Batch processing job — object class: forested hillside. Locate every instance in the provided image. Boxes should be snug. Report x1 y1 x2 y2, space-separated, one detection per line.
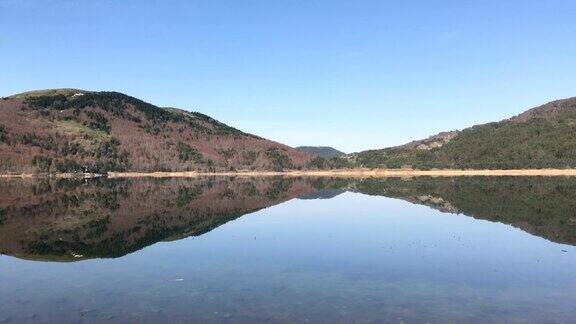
0 89 314 173
353 97 576 169
3 90 576 173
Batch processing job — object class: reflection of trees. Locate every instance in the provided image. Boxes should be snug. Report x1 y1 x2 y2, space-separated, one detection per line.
1 176 576 262
0 177 318 261
354 177 576 246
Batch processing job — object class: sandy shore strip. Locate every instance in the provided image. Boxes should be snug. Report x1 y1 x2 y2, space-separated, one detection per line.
106 169 576 178
0 172 106 179
4 169 576 179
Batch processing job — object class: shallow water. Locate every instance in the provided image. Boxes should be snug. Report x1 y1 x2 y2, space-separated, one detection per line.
0 177 575 323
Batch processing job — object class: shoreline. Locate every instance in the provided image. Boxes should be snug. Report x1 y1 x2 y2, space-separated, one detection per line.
4 168 576 179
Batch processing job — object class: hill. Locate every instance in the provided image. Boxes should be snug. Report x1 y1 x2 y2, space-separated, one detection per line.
296 146 345 159
353 97 576 169
0 89 314 173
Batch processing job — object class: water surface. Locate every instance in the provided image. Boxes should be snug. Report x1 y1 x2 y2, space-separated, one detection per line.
1 177 575 323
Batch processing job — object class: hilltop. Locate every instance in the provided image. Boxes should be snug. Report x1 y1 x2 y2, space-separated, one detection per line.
352 97 576 169
3 90 576 173
296 146 345 159
0 89 314 173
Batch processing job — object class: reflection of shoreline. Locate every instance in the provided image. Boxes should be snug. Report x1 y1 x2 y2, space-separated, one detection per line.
354 177 576 247
0 177 325 262
2 176 576 262
108 169 576 178
6 168 576 179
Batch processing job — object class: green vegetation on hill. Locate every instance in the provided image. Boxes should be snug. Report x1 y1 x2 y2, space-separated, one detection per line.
265 148 294 171
0 124 8 142
296 146 345 159
355 97 576 169
23 91 249 137
163 106 253 137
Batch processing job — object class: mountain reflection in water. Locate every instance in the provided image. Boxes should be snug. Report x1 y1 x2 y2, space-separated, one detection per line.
1 176 576 261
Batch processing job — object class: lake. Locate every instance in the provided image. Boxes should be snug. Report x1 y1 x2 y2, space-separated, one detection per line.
1 176 575 323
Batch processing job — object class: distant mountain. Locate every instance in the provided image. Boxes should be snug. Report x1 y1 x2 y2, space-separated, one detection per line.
353 97 576 169
296 146 345 159
0 89 314 173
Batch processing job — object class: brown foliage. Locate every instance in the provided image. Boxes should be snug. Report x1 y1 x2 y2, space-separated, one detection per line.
0 97 313 173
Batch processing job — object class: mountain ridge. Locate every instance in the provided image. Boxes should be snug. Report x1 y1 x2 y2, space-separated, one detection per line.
3 89 576 172
352 96 576 169
0 89 315 173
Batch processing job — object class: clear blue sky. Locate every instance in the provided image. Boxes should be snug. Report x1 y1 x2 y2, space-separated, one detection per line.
1 1 575 152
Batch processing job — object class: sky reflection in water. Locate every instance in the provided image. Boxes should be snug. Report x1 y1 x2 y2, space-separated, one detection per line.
0 177 575 323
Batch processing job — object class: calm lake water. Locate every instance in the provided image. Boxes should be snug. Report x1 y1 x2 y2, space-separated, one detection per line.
1 176 576 323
